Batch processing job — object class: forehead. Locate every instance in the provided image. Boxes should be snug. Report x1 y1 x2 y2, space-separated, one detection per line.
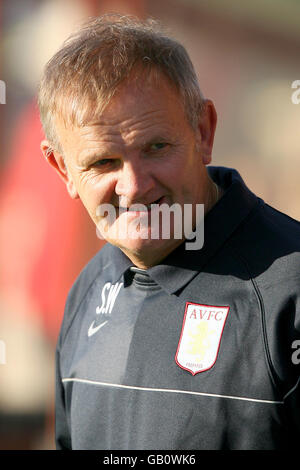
105 71 182 115
55 72 191 154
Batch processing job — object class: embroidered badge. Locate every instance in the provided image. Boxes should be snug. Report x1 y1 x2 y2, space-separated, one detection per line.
175 302 230 375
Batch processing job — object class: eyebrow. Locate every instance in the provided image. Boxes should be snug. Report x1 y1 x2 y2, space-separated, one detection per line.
77 134 172 167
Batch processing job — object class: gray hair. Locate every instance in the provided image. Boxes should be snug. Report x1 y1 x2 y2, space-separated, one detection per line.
37 14 205 152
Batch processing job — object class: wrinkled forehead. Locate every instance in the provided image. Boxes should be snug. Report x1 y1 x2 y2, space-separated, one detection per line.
54 68 188 145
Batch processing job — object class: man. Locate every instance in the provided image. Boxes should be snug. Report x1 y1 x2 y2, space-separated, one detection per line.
38 15 300 450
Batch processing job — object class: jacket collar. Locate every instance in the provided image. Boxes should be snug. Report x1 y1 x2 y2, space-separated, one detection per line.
106 166 260 294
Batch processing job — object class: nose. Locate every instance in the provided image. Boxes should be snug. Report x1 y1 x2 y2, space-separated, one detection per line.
115 159 155 206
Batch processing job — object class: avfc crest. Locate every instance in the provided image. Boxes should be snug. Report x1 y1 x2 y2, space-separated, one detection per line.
175 302 229 375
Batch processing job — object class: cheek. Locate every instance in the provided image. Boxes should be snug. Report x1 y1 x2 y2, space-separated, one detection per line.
154 148 186 178
77 172 117 210
160 150 196 185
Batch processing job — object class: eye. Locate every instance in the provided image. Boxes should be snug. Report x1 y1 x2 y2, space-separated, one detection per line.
93 158 115 168
148 142 168 152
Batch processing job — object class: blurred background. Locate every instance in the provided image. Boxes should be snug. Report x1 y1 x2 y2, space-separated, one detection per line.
0 0 299 450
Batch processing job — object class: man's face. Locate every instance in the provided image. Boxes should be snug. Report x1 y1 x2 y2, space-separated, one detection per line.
44 72 216 267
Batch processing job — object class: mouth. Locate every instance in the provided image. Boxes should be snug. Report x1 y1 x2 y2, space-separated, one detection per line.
119 196 165 213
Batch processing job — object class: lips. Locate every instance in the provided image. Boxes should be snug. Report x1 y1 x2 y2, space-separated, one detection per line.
119 196 165 212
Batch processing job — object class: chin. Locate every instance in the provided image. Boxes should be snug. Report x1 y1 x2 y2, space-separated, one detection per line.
112 235 184 267
112 236 161 253
98 219 184 264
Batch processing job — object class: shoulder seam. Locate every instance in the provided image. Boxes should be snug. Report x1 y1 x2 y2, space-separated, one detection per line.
283 375 300 401
228 247 283 397
256 274 300 290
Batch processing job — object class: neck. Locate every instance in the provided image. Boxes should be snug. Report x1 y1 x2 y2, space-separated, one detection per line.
119 237 185 269
205 178 220 214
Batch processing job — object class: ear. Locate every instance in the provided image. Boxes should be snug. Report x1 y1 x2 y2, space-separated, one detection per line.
196 99 217 165
40 140 79 199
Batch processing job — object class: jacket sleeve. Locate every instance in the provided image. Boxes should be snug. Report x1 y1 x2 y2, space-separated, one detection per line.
267 278 300 446
282 329 300 446
257 272 300 447
283 376 300 446
281 289 300 445
55 346 72 450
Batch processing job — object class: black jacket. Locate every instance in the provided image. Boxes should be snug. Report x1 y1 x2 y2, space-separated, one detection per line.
55 166 300 449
